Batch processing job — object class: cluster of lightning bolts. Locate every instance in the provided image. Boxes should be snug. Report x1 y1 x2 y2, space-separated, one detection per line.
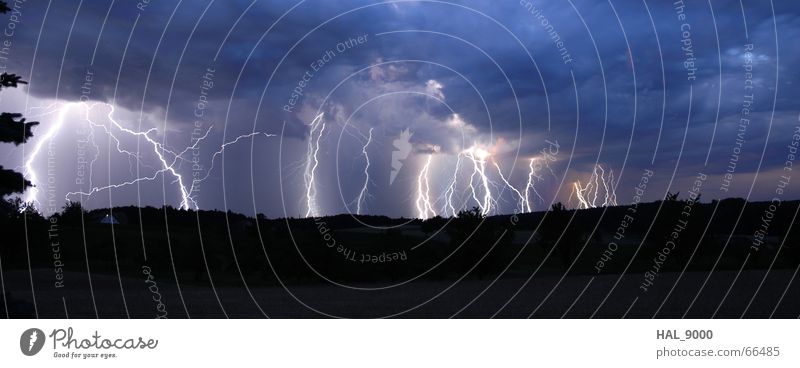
297 113 616 219
413 146 556 220
572 164 618 209
22 101 273 211
299 116 552 219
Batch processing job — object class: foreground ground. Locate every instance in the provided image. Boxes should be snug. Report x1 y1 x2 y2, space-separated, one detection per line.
2 268 798 318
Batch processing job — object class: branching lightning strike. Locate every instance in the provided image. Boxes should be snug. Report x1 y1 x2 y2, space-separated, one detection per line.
493 160 526 214
415 154 436 219
463 146 493 215
355 127 373 215
442 152 463 217
184 131 276 209
23 101 271 211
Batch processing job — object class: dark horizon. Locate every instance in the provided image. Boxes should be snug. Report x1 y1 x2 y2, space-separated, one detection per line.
2 195 798 318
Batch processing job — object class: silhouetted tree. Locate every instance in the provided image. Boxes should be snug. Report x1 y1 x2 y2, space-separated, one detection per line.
0 168 31 198
0 112 38 145
448 207 486 246
665 191 680 201
0 18 38 206
457 206 484 220
57 201 86 224
0 73 27 88
442 207 503 278
539 202 577 268
1 197 41 221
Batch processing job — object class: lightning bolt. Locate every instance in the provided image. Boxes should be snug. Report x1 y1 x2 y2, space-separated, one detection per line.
466 156 481 212
442 152 463 217
20 100 272 211
415 154 436 219
64 113 212 209
184 131 276 209
573 167 598 210
104 104 196 209
463 146 493 215
304 113 325 217
591 164 601 207
355 127 373 215
493 160 526 214
598 165 610 207
523 158 545 213
573 180 591 209
23 102 77 206
24 101 101 196
604 167 618 206
60 102 212 210
85 113 100 191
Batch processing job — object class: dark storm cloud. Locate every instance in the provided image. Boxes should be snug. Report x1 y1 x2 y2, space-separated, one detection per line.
2 0 799 215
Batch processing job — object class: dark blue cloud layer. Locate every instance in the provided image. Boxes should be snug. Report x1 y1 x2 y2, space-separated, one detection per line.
1 0 798 216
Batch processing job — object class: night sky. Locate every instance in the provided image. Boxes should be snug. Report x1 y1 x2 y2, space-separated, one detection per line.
0 0 798 218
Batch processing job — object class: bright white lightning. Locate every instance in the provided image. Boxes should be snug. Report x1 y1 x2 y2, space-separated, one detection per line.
442 152 463 217
492 160 526 214
85 115 100 190
61 102 212 210
597 165 609 206
572 164 617 209
17 101 271 211
106 104 195 209
523 158 545 213
463 146 493 215
304 113 325 218
466 157 481 212
24 102 101 193
591 165 601 207
355 127 373 215
604 168 618 206
573 180 592 209
574 166 598 210
65 116 213 209
415 154 436 219
23 103 76 206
